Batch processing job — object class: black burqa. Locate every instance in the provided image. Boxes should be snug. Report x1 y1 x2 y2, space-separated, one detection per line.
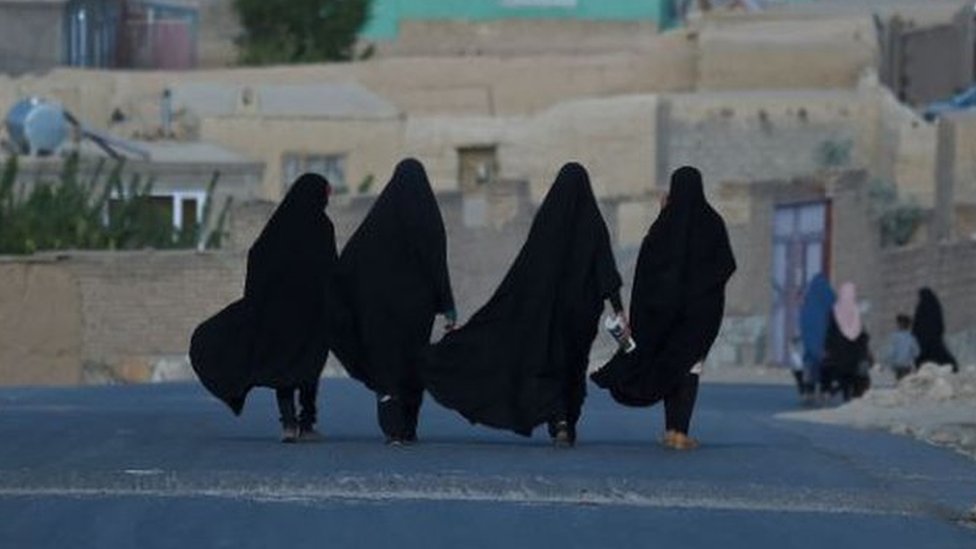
823 317 871 400
422 163 623 437
189 174 336 414
913 287 958 371
591 166 736 406
330 159 455 399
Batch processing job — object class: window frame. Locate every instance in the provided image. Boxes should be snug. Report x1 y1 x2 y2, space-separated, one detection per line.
281 152 348 194
105 189 207 230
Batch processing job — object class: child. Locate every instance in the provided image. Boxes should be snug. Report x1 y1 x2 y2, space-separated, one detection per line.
788 336 810 401
885 314 920 381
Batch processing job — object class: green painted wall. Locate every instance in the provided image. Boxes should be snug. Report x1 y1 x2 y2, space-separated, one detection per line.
362 0 672 40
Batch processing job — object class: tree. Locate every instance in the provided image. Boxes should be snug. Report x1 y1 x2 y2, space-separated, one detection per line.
234 0 372 65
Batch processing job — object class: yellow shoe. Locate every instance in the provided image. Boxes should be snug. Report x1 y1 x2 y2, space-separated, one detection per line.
661 430 679 448
670 432 699 451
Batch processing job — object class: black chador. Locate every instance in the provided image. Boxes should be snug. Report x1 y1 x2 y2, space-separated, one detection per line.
330 159 456 444
423 163 623 445
591 166 735 447
913 287 958 372
190 174 337 441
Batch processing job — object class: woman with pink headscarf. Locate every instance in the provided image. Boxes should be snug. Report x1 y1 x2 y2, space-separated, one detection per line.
822 282 873 401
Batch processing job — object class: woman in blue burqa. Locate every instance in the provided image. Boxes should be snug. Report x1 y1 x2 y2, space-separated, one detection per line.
800 274 836 400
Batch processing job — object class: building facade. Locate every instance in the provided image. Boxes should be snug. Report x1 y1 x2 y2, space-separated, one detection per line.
361 0 672 40
0 0 198 75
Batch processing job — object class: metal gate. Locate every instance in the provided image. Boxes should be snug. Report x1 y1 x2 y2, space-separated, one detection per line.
64 0 197 69
878 6 975 106
770 200 830 366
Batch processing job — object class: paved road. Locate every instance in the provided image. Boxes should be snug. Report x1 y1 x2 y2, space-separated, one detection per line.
0 379 974 548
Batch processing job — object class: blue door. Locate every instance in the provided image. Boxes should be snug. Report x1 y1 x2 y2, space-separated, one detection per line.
770 201 830 366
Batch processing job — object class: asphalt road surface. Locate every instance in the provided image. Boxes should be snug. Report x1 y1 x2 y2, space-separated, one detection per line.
1 379 974 548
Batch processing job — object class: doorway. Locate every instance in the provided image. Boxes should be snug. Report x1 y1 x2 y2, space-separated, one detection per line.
770 200 831 366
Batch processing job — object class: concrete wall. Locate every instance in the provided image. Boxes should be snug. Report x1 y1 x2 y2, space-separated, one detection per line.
867 78 931 199
875 242 976 365
193 94 662 201
182 78 945 210
200 116 404 199
0 49 694 139
195 0 240 68
505 95 661 200
661 90 875 187
68 251 246 372
0 258 82 385
6 82 913 211
891 116 939 207
658 79 947 211
943 112 976 207
4 11 888 130
694 16 877 91
7 76 931 216
0 1 64 75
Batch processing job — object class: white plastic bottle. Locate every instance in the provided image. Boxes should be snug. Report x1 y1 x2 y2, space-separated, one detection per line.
604 313 637 354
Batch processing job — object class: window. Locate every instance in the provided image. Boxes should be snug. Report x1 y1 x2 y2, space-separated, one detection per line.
282 153 347 194
106 191 206 230
457 145 499 191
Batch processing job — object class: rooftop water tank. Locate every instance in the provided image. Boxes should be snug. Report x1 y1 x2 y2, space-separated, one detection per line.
4 97 68 156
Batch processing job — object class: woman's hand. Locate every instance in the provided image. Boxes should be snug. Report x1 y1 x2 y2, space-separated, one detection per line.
443 309 458 332
618 313 632 338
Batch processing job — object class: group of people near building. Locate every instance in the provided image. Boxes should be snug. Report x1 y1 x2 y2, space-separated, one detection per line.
791 275 959 404
189 160 736 450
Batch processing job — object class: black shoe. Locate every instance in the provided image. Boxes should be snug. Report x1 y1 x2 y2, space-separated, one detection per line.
298 425 323 442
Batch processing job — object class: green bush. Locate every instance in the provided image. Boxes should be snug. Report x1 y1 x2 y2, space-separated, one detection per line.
816 138 853 169
0 154 231 255
867 179 925 248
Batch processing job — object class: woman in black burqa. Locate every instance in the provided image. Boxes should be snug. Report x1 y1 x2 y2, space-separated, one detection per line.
912 287 958 372
330 159 456 445
591 166 736 450
189 174 336 443
822 282 872 401
422 163 624 447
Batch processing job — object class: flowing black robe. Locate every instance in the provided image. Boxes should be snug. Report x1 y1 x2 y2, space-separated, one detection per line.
823 317 871 378
330 159 455 398
913 287 958 370
591 166 736 406
189 174 336 414
422 163 623 436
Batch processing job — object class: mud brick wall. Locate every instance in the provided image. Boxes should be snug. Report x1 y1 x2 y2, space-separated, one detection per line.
876 242 976 365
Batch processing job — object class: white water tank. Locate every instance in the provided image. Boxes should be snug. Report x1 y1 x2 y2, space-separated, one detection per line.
4 97 68 156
